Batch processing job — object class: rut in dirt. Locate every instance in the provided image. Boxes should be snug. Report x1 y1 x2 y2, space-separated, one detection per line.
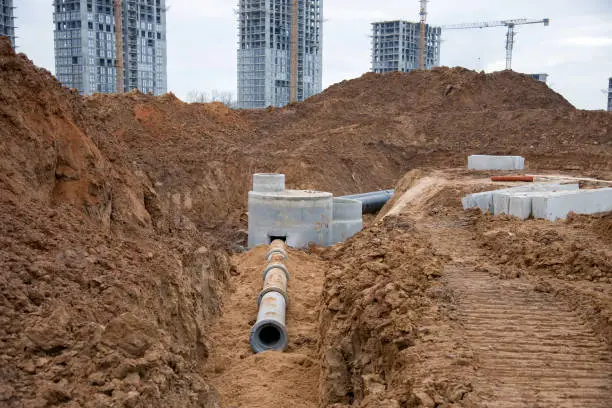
426 218 612 407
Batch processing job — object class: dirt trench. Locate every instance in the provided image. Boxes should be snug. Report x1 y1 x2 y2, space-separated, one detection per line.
202 246 326 408
201 174 612 407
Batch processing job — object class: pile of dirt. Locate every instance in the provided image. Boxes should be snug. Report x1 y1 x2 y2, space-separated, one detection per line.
0 37 232 407
317 216 443 407
246 68 612 178
474 215 612 283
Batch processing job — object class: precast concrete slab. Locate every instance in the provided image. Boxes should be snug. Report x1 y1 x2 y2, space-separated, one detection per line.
493 184 579 215
531 188 612 221
462 183 578 214
508 194 534 220
330 198 363 244
468 155 525 171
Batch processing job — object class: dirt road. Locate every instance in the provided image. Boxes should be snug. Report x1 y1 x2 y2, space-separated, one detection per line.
397 177 612 406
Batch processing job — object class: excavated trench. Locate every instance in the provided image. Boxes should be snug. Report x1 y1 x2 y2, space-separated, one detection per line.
202 246 325 408
201 174 612 408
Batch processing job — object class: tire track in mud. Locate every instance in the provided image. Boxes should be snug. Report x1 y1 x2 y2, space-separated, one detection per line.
420 215 612 407
446 262 612 407
391 177 612 407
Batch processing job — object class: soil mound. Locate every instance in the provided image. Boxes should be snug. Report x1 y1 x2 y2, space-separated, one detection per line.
308 68 574 112
0 36 232 407
318 216 443 407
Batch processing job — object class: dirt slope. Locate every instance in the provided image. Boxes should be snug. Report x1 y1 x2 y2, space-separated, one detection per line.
0 37 231 407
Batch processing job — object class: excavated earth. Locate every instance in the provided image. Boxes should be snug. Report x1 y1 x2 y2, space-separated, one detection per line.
1 35 611 407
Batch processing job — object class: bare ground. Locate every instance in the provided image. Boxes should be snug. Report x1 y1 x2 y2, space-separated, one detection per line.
209 174 612 407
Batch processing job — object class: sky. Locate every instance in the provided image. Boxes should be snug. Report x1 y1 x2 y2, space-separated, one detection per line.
15 0 612 110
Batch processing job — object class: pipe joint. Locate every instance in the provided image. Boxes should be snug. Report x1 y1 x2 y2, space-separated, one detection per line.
263 263 290 281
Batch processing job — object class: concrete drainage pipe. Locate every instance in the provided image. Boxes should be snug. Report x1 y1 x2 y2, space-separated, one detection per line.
341 189 395 214
250 240 290 353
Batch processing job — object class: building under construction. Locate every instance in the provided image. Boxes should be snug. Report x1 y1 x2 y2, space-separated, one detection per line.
371 20 441 73
529 73 548 84
0 0 16 48
608 78 612 112
237 0 323 109
53 0 167 95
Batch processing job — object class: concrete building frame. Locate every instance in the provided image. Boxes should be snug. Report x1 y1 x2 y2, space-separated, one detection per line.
0 0 16 48
237 0 323 109
371 20 441 73
53 0 167 95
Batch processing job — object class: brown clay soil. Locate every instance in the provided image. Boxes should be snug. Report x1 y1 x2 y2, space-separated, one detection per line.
1 34 612 407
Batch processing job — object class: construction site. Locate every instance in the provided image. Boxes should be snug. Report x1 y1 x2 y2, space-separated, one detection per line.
1 0 612 407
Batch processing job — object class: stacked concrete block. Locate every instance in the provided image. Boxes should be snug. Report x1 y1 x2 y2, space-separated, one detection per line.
468 155 525 171
493 184 579 215
531 188 612 221
462 183 577 214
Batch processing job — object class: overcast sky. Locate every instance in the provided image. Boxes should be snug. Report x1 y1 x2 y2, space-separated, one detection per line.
16 0 612 110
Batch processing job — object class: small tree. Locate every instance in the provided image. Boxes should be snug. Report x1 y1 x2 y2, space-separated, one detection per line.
186 89 237 108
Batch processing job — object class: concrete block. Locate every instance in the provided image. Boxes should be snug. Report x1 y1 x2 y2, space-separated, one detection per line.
531 188 612 221
492 184 579 215
468 155 525 171
508 194 534 220
462 183 578 214
253 173 285 192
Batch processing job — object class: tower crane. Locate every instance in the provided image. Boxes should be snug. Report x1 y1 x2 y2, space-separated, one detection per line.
441 18 550 70
419 0 428 70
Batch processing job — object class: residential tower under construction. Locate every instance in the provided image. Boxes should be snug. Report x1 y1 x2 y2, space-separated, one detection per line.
371 20 441 73
237 0 323 109
0 0 16 48
53 0 167 95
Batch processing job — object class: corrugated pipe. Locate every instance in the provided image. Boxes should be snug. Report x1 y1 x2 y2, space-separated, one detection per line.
250 240 290 353
341 189 395 214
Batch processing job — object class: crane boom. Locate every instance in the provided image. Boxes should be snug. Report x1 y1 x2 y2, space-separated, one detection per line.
440 18 550 70
442 18 549 30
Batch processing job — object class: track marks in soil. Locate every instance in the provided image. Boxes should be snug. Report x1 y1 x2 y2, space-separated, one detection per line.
447 264 612 407
397 177 612 407
203 247 324 408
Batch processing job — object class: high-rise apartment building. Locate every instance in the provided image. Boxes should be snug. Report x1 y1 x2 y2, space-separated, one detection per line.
529 73 548 84
371 20 441 73
608 78 611 112
237 0 323 109
53 0 167 95
0 0 16 48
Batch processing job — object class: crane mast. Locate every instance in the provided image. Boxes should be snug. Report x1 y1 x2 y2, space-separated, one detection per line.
114 0 124 93
441 18 550 70
419 0 428 70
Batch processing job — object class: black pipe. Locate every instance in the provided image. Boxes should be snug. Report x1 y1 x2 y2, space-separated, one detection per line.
340 189 395 214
